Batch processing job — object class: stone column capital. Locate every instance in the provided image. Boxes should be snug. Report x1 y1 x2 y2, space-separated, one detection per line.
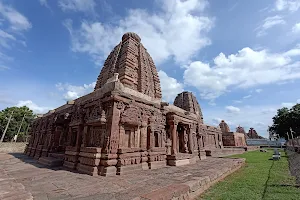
168 119 178 126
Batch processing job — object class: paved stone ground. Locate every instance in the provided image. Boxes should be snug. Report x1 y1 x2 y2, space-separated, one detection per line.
0 153 244 200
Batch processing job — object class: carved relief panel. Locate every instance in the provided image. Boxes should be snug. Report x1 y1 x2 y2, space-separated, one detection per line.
87 126 106 148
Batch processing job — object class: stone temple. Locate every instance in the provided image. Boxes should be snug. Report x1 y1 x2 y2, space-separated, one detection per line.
219 120 246 147
24 32 223 176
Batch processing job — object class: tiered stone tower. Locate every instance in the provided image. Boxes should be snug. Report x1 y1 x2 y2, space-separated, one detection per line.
95 32 162 99
219 120 230 133
173 91 203 123
236 125 246 134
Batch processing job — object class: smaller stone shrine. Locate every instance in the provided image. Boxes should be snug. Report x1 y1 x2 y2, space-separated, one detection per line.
219 121 247 147
247 128 263 139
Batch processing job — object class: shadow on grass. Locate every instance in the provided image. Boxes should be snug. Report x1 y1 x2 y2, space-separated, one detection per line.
268 184 300 188
262 160 275 199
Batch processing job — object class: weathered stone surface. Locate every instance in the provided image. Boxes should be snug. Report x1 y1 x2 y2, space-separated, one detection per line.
0 153 245 200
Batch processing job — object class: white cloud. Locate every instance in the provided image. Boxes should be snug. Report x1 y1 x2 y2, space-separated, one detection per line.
212 118 233 127
255 89 263 93
158 70 184 103
212 117 222 124
225 106 240 113
261 108 276 114
256 15 285 37
59 0 96 14
243 95 251 99
0 2 30 71
56 82 96 101
0 1 32 31
204 104 281 138
40 0 52 11
233 100 242 104
281 102 294 108
292 23 300 33
40 0 48 7
64 0 213 65
16 100 52 114
275 0 300 12
0 29 16 48
0 65 9 70
183 46 300 99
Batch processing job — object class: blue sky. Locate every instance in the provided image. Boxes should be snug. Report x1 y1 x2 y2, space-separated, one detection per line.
1 0 300 138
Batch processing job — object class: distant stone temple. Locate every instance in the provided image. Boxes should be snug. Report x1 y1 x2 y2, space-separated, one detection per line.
236 125 246 134
219 121 246 147
247 128 263 139
219 120 230 133
24 32 223 176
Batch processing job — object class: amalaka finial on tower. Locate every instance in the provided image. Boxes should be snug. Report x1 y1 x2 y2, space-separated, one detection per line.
122 32 141 43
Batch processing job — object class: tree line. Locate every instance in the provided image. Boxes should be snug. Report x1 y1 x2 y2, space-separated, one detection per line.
0 106 35 142
268 103 300 140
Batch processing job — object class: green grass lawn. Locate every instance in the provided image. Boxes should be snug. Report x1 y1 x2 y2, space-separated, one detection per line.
200 149 300 200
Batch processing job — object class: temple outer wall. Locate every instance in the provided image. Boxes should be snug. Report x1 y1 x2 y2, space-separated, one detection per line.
222 132 247 147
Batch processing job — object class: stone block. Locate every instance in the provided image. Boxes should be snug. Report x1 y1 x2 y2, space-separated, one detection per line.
98 165 117 176
148 160 166 169
167 159 190 166
116 163 143 175
63 160 77 170
79 152 101 159
80 147 102 153
77 163 98 176
78 157 100 166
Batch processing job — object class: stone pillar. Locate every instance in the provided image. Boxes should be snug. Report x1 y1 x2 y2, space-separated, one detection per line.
140 126 147 149
75 124 83 148
107 102 120 154
82 125 89 147
215 132 218 148
99 101 120 176
183 127 188 153
171 121 177 155
188 126 193 153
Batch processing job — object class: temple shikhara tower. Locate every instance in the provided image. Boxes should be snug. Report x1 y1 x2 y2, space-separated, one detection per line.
24 32 223 176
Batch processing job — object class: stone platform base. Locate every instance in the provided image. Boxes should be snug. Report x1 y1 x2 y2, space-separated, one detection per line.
167 154 198 166
1 153 245 200
117 163 148 175
38 156 63 167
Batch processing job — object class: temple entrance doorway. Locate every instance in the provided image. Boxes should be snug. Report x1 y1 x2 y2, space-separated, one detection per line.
177 124 186 153
147 127 151 150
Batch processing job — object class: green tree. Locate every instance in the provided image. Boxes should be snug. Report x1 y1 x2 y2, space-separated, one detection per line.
269 104 300 139
0 106 36 142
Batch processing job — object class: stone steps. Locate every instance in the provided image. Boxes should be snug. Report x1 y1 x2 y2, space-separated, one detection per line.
38 156 63 167
48 152 65 160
